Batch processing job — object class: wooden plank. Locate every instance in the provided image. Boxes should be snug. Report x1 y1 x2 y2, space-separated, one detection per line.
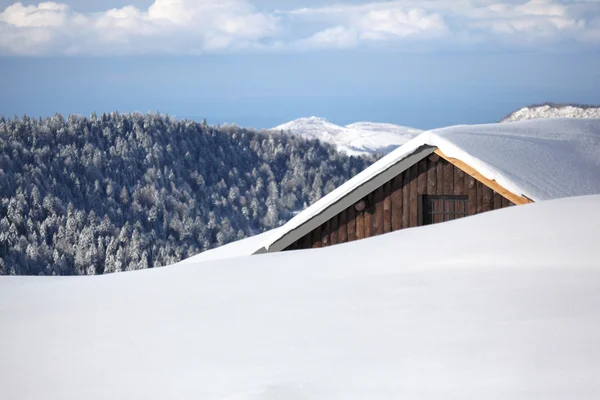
442 198 450 222
442 163 453 220
409 164 419 227
428 153 440 163
321 220 331 247
443 158 454 194
436 157 444 195
427 157 437 195
454 166 465 195
311 226 321 248
364 193 373 238
493 192 502 210
417 159 426 227
391 176 403 231
482 185 493 212
356 206 365 240
434 149 533 205
425 158 436 223
417 158 427 195
373 187 384 236
347 206 356 241
330 214 338 245
402 170 410 229
301 231 311 250
476 181 484 214
383 181 392 234
466 174 477 216
338 209 347 243
453 166 466 217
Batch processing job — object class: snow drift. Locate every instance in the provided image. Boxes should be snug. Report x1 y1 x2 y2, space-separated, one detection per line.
1 195 600 399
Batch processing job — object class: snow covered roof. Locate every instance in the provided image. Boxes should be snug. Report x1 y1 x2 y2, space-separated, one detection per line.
259 118 600 253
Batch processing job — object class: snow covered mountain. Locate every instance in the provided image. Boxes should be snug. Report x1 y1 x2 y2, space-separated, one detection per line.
271 117 422 156
2 195 600 399
501 103 600 122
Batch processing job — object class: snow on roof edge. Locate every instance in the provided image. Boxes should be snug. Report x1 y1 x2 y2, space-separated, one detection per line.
260 145 435 253
258 134 439 252
423 133 536 201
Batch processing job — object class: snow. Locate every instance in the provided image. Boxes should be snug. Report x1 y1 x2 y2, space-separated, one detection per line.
262 118 600 252
271 117 422 156
1 195 600 399
176 229 276 264
424 118 600 201
502 104 600 122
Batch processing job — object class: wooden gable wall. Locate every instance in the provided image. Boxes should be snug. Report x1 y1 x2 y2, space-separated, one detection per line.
284 153 515 251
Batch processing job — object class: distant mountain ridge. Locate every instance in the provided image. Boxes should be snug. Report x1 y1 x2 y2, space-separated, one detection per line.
271 117 422 156
501 103 600 122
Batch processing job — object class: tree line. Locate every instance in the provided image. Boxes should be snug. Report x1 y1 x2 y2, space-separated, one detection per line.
0 113 374 275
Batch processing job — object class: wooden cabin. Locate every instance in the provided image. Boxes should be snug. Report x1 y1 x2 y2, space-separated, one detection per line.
284 149 526 251
254 118 600 255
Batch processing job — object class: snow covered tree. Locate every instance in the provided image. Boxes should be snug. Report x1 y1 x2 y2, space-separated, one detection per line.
0 113 373 275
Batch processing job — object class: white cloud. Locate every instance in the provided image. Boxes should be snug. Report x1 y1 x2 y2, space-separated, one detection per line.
301 26 359 48
467 0 586 39
515 0 566 17
0 0 279 55
0 0 598 55
357 8 447 39
0 2 69 27
288 3 447 49
285 0 596 49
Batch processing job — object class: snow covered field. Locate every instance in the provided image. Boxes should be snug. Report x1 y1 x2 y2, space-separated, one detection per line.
272 117 422 156
1 195 600 399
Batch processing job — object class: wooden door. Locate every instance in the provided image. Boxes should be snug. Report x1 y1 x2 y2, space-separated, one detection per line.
420 195 469 225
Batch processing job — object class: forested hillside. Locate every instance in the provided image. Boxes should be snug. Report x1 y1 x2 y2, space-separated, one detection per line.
0 113 373 275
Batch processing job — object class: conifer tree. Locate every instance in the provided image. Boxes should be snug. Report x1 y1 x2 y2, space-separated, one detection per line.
0 113 374 275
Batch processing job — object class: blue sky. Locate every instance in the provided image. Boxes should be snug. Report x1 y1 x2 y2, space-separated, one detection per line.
1 0 599 129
